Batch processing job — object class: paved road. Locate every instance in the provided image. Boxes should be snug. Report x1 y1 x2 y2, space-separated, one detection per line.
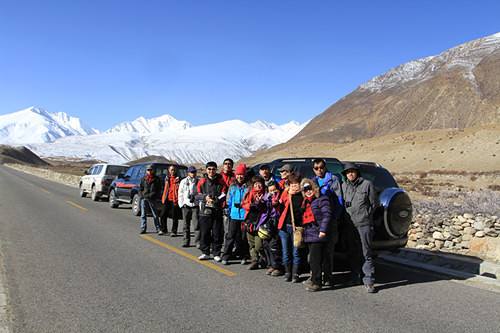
0 166 499 333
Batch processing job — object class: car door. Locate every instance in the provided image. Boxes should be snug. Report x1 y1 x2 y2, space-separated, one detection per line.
116 166 137 199
82 166 95 191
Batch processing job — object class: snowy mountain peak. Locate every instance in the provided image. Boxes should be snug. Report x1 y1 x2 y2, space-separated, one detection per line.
106 114 192 134
360 32 500 92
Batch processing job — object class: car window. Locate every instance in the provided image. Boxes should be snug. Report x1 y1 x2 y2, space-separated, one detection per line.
177 168 187 178
93 165 103 175
136 166 146 179
86 167 94 175
155 165 169 178
356 165 398 191
105 165 128 176
272 161 343 180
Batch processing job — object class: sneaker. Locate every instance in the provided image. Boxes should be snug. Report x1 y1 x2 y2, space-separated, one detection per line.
170 232 177 237
213 255 222 262
181 244 189 248
365 284 376 294
306 284 322 292
241 259 248 265
302 277 312 285
158 230 164 235
248 261 259 270
271 269 284 277
221 260 229 265
198 254 210 260
266 267 274 275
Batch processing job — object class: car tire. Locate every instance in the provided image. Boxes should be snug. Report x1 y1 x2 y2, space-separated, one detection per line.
132 194 141 216
109 189 119 208
91 185 100 201
79 183 87 197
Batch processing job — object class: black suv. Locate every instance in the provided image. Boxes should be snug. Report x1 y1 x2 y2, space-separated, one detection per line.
251 158 413 250
108 162 188 216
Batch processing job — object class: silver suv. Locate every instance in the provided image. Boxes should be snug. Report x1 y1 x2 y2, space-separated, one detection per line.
79 163 129 201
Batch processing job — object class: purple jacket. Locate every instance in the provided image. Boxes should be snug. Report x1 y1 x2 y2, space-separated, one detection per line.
304 195 332 243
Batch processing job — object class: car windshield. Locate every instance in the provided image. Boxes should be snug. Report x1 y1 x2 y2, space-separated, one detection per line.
106 166 128 176
272 161 344 179
154 165 187 180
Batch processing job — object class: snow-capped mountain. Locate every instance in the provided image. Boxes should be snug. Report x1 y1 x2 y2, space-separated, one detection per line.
26 117 306 164
0 106 306 163
0 107 98 145
106 114 192 134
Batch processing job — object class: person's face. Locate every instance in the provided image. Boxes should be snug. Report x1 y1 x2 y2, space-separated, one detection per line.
303 187 314 198
268 185 279 196
236 174 245 183
146 168 153 175
169 167 176 176
253 182 263 191
223 161 233 173
346 169 358 182
313 162 326 177
279 170 289 180
289 182 300 194
207 166 217 177
259 168 270 179
188 171 196 178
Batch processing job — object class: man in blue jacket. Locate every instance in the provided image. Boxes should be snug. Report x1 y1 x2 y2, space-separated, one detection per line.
221 164 249 265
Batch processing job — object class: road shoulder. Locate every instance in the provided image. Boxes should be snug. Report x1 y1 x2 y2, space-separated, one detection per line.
0 239 11 333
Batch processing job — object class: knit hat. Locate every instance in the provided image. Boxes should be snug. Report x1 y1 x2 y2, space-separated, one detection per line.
235 163 247 175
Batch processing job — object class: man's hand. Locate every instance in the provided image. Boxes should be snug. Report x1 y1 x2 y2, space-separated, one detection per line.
319 232 326 239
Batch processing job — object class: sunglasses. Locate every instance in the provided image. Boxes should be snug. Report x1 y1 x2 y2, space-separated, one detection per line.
313 166 325 171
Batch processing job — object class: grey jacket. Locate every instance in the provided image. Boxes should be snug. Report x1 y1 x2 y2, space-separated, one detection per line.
341 177 378 227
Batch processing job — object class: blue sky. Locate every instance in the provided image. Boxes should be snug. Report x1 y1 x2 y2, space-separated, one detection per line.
0 0 499 130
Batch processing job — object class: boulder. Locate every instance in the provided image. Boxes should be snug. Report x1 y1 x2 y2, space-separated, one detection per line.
435 240 444 249
469 237 500 262
432 232 445 240
444 240 454 248
464 227 475 235
462 234 472 241
473 221 485 231
457 216 467 223
475 231 485 238
463 213 474 219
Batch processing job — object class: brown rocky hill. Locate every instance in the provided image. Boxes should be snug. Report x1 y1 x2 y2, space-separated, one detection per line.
0 145 49 166
291 33 500 145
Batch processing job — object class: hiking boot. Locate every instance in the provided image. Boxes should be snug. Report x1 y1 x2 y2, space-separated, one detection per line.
302 279 314 288
365 284 376 294
284 265 292 282
170 232 177 237
140 229 146 234
306 284 322 292
198 254 210 260
181 243 189 248
158 230 164 235
241 258 248 265
292 265 300 283
248 261 259 270
222 260 229 265
213 255 222 262
266 267 274 275
271 269 284 277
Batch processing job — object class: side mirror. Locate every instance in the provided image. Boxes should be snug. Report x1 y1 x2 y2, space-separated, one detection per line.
84 170 89 175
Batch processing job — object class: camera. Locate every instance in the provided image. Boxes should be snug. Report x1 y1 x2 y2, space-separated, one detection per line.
189 194 195 203
345 201 352 208
234 202 241 209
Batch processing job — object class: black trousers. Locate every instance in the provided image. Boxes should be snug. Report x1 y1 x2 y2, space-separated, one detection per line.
181 206 198 246
263 235 282 269
348 224 375 285
222 219 247 261
308 242 331 286
199 212 224 256
160 201 180 233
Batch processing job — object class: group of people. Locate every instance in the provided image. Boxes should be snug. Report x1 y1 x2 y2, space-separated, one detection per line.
139 158 378 293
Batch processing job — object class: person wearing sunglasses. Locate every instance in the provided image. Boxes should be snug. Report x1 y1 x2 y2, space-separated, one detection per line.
300 179 333 292
196 161 228 261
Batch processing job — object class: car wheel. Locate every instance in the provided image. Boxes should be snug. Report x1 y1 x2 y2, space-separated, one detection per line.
79 183 87 197
109 189 119 208
132 194 141 216
91 185 100 201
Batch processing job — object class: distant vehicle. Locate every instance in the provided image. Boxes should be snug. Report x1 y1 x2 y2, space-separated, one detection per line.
251 157 413 250
79 163 129 201
108 162 188 216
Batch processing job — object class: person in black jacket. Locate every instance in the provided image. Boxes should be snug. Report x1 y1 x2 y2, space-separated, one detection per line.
139 165 162 234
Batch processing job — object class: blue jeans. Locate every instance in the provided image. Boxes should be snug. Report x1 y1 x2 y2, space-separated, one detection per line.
279 225 301 266
140 199 160 232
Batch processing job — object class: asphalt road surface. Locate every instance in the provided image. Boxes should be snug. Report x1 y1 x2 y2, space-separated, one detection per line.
0 166 499 333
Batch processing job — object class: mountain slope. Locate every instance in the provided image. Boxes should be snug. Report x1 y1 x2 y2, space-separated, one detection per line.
291 32 500 144
0 107 98 144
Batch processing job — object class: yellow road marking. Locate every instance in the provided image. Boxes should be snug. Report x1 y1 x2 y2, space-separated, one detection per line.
141 235 237 277
66 200 88 212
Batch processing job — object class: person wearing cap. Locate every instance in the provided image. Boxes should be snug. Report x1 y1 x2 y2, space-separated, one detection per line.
178 166 199 247
196 161 228 261
139 165 162 234
341 162 378 293
300 178 333 292
160 165 182 236
259 164 281 190
221 158 235 246
221 163 249 265
277 172 304 282
277 164 292 190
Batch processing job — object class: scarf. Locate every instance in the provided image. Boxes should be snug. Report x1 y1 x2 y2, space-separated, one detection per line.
145 173 154 184
247 187 265 204
302 196 315 225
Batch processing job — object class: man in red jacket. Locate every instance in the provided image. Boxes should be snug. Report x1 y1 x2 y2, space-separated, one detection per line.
160 165 181 236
